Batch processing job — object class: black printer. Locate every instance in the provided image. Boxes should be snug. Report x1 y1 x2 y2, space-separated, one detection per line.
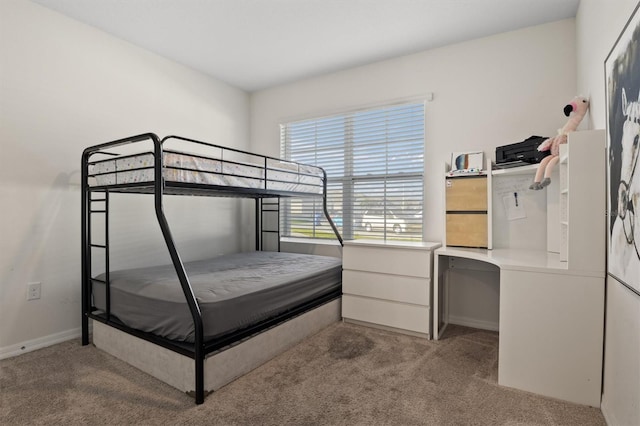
495 135 550 168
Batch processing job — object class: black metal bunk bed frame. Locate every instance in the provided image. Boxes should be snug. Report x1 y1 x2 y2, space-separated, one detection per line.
81 133 343 404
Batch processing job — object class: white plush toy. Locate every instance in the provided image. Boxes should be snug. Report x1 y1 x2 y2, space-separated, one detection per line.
529 96 590 190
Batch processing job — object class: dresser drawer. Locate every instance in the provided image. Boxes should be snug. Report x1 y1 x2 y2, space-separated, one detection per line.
342 270 429 305
343 245 431 278
342 295 430 335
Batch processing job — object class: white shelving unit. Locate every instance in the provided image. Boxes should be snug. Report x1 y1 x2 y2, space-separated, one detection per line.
559 144 569 261
433 130 607 407
557 130 606 272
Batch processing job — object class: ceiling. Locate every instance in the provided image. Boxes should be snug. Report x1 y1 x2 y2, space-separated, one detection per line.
30 0 580 92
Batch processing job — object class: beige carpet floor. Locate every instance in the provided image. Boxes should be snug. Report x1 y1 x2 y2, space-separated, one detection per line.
1 322 605 425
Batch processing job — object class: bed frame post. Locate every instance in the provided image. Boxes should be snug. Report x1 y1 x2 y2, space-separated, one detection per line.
155 136 206 404
255 199 260 251
81 150 90 345
322 169 343 246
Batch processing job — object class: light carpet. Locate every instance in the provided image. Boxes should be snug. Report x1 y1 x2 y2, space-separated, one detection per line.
0 322 605 425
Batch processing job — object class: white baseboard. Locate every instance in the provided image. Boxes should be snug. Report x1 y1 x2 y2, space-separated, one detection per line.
0 328 81 360
601 395 622 426
600 400 612 426
448 315 499 332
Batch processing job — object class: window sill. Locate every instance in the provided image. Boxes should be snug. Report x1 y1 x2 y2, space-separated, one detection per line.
280 237 342 246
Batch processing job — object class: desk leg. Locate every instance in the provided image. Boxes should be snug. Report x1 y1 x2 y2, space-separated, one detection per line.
433 253 449 340
433 254 439 340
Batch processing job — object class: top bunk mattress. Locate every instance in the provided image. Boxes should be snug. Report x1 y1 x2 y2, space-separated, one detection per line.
88 150 324 195
93 251 342 343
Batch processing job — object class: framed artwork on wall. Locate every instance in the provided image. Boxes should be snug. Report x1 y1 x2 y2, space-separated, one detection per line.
448 151 484 174
605 1 640 296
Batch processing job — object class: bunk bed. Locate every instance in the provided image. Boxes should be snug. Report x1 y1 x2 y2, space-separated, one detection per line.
81 133 343 404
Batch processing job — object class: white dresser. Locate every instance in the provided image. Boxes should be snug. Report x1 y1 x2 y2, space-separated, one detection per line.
341 240 441 338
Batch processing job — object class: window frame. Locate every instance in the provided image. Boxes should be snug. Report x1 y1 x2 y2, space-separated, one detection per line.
280 99 426 242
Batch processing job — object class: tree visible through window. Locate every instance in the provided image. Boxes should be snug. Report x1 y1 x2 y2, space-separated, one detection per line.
280 102 425 241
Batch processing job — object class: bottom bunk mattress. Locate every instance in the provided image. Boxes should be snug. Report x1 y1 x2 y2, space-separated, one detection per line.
93 251 342 343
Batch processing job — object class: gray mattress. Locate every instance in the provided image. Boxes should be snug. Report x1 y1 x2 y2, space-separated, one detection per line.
93 251 342 343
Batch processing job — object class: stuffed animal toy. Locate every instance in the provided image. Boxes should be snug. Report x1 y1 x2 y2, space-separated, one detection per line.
529 96 590 190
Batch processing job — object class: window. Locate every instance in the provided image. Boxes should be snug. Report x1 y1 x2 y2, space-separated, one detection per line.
280 101 424 242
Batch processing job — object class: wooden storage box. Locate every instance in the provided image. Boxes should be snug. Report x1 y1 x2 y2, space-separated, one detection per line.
445 176 488 210
445 213 488 247
445 176 488 248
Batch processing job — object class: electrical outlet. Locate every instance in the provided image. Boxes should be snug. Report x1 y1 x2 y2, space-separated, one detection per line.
27 282 41 301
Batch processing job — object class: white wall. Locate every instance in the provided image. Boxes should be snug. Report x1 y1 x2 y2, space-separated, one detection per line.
577 1 640 425
250 19 577 328
0 0 250 357
250 19 577 244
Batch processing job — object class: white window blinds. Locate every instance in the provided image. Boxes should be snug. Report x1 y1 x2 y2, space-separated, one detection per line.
280 101 425 241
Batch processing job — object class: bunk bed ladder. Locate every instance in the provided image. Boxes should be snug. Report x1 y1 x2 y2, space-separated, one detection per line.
88 190 111 321
259 198 280 252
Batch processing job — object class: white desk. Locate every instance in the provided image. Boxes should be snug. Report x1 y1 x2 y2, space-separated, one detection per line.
433 246 604 407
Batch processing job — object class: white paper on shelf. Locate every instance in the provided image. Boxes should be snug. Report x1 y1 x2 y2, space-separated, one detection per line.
503 194 526 220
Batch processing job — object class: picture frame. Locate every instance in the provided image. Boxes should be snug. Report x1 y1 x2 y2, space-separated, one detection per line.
605 1 640 296
449 151 484 173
